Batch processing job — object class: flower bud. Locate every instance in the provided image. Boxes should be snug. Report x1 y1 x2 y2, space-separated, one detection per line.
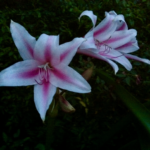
59 95 75 113
82 66 94 80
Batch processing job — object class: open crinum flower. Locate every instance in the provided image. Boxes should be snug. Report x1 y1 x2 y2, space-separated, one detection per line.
78 10 150 73
0 21 91 121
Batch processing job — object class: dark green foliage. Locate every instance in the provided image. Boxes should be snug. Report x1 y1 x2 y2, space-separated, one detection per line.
0 0 150 149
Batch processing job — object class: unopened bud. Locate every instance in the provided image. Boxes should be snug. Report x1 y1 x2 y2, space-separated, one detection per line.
82 66 94 80
59 95 75 113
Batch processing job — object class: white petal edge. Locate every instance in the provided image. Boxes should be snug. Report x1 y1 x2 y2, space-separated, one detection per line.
59 37 85 65
79 10 97 28
10 20 36 60
124 54 150 65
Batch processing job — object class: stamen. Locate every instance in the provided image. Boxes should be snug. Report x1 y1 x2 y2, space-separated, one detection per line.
95 39 124 59
36 62 53 84
35 79 43 85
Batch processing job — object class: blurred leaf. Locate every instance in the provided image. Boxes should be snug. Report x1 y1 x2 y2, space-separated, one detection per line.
2 133 8 143
125 77 131 86
97 69 150 133
134 119 150 150
13 129 20 138
118 139 141 150
97 113 133 147
35 144 45 150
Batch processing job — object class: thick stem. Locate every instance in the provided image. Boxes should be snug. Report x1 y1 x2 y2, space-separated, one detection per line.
45 97 59 150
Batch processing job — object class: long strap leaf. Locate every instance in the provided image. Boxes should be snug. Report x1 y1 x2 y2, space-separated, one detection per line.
96 69 150 133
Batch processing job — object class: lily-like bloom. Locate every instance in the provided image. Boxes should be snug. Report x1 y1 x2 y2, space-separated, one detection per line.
78 10 150 73
0 21 91 121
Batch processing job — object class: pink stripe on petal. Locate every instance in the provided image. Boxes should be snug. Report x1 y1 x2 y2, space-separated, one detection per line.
52 68 71 83
18 68 39 78
117 23 126 31
94 20 111 37
60 45 76 62
24 39 34 57
115 42 132 50
106 36 122 43
52 68 87 89
43 82 49 103
44 38 53 62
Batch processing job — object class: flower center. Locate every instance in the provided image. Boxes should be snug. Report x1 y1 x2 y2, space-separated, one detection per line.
36 63 53 84
94 39 123 59
95 39 112 55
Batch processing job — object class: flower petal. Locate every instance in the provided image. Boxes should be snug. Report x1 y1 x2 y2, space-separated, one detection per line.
115 38 139 53
97 45 132 71
34 34 60 65
105 29 137 48
108 11 128 30
34 83 56 121
77 49 119 74
60 37 85 65
0 60 40 86
50 64 91 93
109 54 132 71
108 11 117 17
124 54 150 64
93 12 124 42
116 22 128 31
10 20 36 60
79 10 97 28
79 30 98 53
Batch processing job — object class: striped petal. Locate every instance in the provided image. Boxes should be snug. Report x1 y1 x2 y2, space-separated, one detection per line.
77 49 119 74
34 83 56 121
93 12 115 42
79 32 98 52
10 20 36 60
34 34 60 65
110 55 132 71
108 11 128 30
124 54 150 65
50 64 91 93
0 60 40 86
79 10 97 28
60 37 85 65
105 29 137 49
116 22 128 31
93 11 127 42
98 46 132 71
115 38 139 53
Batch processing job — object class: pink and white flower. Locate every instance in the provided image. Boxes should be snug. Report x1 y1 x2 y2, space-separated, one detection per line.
78 10 150 73
0 21 91 121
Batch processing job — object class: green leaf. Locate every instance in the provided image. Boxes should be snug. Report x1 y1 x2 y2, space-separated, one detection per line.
97 113 133 147
134 119 150 150
35 144 45 150
118 139 141 150
13 129 20 138
2 133 8 143
125 77 130 86
96 69 150 134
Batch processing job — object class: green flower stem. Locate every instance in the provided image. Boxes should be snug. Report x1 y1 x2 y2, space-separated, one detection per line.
45 97 59 150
